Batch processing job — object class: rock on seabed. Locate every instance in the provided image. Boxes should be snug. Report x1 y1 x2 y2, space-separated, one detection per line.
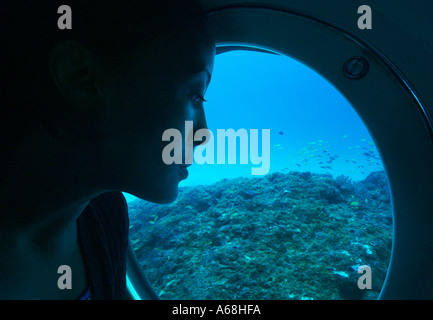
129 170 392 300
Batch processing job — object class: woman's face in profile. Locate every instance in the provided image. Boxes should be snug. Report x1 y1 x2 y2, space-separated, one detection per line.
99 38 215 204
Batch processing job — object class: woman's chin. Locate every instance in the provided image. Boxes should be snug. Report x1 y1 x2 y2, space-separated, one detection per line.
132 183 179 204
153 191 178 204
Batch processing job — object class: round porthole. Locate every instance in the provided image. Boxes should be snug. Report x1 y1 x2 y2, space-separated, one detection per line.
126 5 433 300
126 50 392 300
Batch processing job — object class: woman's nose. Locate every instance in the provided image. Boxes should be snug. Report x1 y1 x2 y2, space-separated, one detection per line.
193 109 209 148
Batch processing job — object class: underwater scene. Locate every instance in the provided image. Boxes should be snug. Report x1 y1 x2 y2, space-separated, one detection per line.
126 51 392 300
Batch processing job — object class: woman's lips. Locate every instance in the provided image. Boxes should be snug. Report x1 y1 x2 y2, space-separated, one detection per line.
179 165 190 180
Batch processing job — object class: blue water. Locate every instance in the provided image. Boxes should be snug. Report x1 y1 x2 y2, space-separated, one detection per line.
124 50 382 203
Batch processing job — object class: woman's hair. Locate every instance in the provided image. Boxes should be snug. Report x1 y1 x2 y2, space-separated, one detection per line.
2 0 211 148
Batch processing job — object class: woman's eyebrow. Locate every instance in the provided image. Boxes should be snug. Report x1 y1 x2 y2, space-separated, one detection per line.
190 68 212 85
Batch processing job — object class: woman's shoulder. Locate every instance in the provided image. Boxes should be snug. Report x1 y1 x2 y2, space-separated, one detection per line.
77 191 129 299
80 191 129 239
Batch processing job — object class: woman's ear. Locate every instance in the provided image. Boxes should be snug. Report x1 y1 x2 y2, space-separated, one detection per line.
48 40 99 105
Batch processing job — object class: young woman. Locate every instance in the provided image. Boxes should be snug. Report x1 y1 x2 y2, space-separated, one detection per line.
1 0 215 299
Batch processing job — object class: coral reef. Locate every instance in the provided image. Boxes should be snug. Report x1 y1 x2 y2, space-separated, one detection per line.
128 170 392 300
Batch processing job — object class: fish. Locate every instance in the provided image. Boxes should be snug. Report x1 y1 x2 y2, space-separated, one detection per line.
278 131 284 135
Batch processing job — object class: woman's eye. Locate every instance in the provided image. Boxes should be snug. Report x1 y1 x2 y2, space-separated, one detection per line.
191 95 207 106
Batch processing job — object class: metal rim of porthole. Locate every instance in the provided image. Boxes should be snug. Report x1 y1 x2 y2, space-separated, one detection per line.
207 4 431 132
126 4 433 300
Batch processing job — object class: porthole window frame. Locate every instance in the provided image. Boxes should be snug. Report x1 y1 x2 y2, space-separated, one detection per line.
126 5 433 300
